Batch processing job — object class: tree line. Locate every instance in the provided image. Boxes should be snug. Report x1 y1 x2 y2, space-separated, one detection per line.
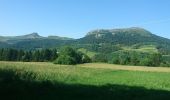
0 47 91 65
0 47 169 67
0 48 57 62
109 51 162 67
91 51 170 67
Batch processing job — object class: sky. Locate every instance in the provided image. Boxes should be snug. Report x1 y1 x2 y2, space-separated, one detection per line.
0 0 170 39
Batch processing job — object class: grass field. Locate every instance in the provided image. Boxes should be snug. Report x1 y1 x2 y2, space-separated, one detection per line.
1 61 170 100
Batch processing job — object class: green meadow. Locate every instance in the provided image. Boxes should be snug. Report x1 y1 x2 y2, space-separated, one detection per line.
1 61 170 100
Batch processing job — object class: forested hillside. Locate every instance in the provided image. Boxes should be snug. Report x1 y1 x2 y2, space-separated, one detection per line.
1 27 170 66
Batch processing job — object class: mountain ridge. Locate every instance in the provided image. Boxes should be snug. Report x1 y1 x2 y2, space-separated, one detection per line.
86 27 152 37
0 27 170 55
0 33 74 41
79 27 157 45
19 32 42 39
0 27 166 40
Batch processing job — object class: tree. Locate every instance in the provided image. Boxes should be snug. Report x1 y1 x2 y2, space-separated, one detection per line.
42 49 52 61
139 53 162 67
0 48 58 62
54 47 77 65
51 49 58 61
140 58 151 66
33 50 41 61
22 51 32 62
118 52 130 65
54 47 91 65
82 54 91 63
55 55 76 65
17 50 24 61
92 53 108 62
148 53 162 66
130 52 140 65
0 49 4 60
9 49 18 61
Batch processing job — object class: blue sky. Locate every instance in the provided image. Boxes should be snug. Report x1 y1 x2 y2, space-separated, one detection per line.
0 0 170 39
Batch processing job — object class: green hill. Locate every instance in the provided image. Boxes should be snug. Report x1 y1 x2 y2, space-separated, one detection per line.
80 27 169 46
1 27 170 55
78 27 170 55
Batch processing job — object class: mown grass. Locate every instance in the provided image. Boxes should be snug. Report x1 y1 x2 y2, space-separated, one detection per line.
1 61 170 100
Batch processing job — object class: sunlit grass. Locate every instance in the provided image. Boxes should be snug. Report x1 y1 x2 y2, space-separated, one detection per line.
1 61 170 91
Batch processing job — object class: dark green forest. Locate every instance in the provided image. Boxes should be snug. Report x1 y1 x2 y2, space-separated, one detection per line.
0 48 57 62
0 47 91 65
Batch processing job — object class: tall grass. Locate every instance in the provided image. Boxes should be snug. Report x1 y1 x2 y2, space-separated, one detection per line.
1 61 170 100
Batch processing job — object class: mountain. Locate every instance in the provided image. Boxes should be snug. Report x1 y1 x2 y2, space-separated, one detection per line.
0 33 73 42
0 27 170 55
0 33 41 43
79 27 165 44
0 33 75 49
17 32 42 39
86 27 151 37
47 36 73 40
77 27 170 55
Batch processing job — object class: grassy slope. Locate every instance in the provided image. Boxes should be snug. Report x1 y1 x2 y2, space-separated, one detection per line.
122 45 158 53
1 61 170 100
78 48 97 58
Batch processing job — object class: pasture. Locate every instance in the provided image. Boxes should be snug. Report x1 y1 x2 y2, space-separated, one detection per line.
1 61 170 100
